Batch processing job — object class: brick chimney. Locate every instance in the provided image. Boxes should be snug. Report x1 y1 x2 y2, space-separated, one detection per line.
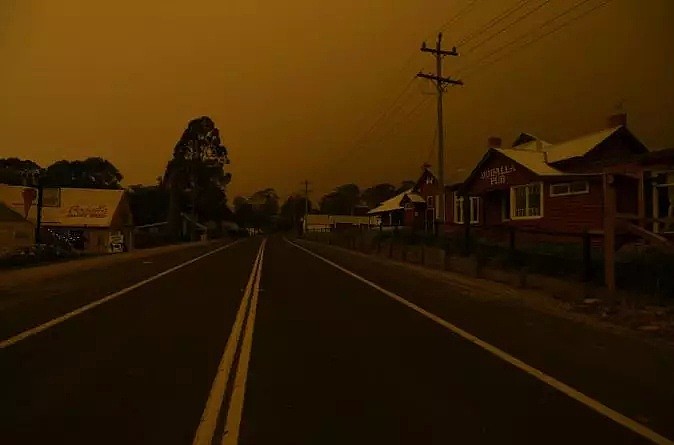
607 113 627 128
487 136 502 149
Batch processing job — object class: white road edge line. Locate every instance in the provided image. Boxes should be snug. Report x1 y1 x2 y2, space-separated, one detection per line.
191 238 265 445
287 238 674 445
0 239 245 350
221 238 266 445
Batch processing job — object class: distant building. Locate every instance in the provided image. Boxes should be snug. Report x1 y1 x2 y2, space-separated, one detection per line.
304 214 379 232
0 185 134 253
367 189 423 229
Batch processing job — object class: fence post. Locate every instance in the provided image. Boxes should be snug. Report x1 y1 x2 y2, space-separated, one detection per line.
582 230 592 282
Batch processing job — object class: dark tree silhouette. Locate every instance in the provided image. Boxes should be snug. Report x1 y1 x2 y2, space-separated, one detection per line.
0 158 41 185
164 116 231 240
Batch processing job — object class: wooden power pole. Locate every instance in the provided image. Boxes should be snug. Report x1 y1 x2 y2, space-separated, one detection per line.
417 32 462 224
301 180 311 234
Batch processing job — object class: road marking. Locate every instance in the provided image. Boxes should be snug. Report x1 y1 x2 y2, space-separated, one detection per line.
0 239 245 350
222 238 266 445
287 239 674 445
192 238 266 445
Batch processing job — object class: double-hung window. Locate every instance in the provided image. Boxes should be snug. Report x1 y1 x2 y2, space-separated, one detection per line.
511 183 543 219
453 193 464 224
453 192 480 224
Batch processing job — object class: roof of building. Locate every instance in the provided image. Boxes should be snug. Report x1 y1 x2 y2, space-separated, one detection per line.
492 127 630 176
544 126 622 163
0 202 29 223
0 185 126 228
495 147 563 176
368 189 424 214
511 132 548 147
406 193 426 203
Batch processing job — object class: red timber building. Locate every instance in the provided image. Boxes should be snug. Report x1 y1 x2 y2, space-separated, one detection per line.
444 114 649 237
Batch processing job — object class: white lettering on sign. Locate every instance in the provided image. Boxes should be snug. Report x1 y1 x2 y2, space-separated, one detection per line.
66 205 108 218
480 165 516 186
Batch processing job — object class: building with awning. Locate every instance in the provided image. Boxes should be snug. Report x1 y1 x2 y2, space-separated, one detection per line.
0 185 134 253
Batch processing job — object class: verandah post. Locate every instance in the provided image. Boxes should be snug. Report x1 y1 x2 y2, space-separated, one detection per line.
582 230 592 282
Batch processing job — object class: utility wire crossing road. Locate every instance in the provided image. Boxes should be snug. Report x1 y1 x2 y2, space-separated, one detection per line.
0 236 672 444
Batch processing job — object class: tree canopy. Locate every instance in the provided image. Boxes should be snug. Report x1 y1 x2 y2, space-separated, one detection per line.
41 158 123 189
164 116 232 239
0 157 122 189
319 183 361 215
361 183 397 209
396 180 416 194
0 158 41 185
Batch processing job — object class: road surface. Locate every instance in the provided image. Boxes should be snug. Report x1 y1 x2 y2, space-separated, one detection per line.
1 236 672 444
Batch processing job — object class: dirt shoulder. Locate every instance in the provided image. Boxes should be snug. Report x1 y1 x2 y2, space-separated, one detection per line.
0 239 231 289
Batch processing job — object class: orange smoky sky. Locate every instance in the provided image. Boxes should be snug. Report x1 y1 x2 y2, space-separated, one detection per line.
1 0 673 203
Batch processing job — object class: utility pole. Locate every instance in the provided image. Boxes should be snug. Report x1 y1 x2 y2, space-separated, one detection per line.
417 32 463 225
22 169 44 244
301 180 311 235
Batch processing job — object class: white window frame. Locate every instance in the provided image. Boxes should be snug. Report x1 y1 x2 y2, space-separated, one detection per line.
453 192 480 224
549 181 590 197
510 182 544 220
469 196 480 224
453 192 464 224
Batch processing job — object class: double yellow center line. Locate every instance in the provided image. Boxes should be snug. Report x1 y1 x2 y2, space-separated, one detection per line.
192 238 267 445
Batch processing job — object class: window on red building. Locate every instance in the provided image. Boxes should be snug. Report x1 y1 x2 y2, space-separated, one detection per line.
550 181 589 197
453 192 480 224
511 183 543 218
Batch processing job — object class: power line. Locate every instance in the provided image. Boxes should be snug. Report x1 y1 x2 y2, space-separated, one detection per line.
435 0 482 36
328 89 427 170
379 95 433 141
457 0 535 46
348 76 417 151
460 0 612 79
465 0 554 53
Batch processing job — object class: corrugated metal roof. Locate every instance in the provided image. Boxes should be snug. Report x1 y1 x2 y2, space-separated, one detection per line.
495 148 563 176
406 193 425 203
544 126 622 163
0 185 125 228
367 189 423 214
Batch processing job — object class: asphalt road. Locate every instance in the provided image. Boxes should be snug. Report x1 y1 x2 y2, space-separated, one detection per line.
1 235 672 444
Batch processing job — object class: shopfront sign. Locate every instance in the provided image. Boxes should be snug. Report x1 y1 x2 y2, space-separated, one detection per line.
66 205 108 219
480 165 517 186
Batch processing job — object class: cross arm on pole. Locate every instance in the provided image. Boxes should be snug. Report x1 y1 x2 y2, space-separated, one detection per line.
416 72 464 86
